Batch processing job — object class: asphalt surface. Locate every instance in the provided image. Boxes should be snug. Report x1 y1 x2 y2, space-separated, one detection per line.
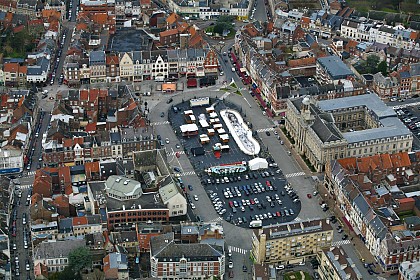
166 100 301 227
10 186 32 279
251 0 268 22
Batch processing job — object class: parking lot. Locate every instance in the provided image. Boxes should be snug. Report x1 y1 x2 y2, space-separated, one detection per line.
167 98 301 227
394 104 420 149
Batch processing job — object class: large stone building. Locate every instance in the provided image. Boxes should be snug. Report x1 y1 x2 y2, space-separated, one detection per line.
251 219 333 264
285 94 412 172
150 232 225 279
318 247 363 280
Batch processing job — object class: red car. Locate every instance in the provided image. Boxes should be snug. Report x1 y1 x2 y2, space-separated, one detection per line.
250 199 255 205
265 180 271 186
276 211 281 217
307 194 312 198
229 201 233 208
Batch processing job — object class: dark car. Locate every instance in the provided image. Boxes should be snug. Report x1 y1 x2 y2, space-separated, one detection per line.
242 265 247 272
188 185 193 191
166 98 173 104
342 234 348 240
265 131 271 136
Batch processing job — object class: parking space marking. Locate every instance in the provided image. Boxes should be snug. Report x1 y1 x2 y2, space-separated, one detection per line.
285 172 306 179
331 240 351 247
228 245 248 255
180 171 196 176
256 127 275 133
151 121 170 126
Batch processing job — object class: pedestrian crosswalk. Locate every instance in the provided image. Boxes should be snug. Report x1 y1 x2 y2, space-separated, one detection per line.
207 217 223 223
19 184 33 190
219 92 231 100
256 127 275 133
228 245 248 255
151 121 170 126
167 150 186 157
26 171 36 176
180 171 196 176
285 172 306 179
331 240 351 247
293 217 302 222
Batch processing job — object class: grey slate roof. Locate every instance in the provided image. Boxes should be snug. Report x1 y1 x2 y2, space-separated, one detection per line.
353 194 370 216
317 56 354 80
311 115 343 142
89 51 106 65
34 239 85 259
150 232 224 261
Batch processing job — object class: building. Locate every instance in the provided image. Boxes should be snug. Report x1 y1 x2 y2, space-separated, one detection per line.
316 56 354 85
0 147 23 174
399 260 420 280
318 247 363 280
89 51 106 84
150 232 225 279
26 57 50 84
87 176 169 230
285 94 412 172
251 219 333 264
158 177 187 217
33 239 85 276
103 253 129 280
324 152 420 272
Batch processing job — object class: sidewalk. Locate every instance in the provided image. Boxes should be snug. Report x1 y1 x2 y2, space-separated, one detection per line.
276 125 316 176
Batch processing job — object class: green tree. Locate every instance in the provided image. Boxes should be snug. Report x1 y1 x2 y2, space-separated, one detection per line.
213 23 231 35
49 267 82 280
217 15 235 23
68 247 92 272
366 55 380 68
377 61 388 76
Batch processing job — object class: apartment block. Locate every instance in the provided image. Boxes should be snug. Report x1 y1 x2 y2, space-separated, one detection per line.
251 219 333 264
318 247 363 280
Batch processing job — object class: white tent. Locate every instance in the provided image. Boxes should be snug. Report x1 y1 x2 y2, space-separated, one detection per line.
248 158 268 171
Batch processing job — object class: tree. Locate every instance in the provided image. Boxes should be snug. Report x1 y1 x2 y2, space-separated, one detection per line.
49 267 83 280
217 15 235 23
366 55 380 68
68 247 92 272
377 61 388 76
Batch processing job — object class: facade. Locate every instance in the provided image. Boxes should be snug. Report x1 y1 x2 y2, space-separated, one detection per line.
150 232 225 279
340 19 419 50
33 239 85 275
87 177 170 230
103 253 129 280
158 179 187 217
318 247 363 280
89 51 106 84
0 147 23 174
285 94 413 172
251 219 333 264
398 260 420 280
325 152 420 272
26 57 50 84
316 56 354 85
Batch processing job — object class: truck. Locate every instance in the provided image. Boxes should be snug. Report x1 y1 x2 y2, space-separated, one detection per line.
249 220 262 228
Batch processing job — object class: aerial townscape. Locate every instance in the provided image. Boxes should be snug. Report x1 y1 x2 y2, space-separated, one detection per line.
1 0 420 278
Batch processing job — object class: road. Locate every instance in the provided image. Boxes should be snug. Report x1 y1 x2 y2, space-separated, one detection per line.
10 185 32 279
252 0 268 22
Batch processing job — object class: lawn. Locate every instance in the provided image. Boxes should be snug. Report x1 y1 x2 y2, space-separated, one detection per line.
284 271 313 280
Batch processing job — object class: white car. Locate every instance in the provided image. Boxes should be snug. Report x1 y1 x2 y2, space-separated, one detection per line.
190 203 196 209
228 261 234 268
194 195 198 201
165 138 170 144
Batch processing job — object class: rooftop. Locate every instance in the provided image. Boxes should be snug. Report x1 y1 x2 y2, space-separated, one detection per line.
317 56 354 80
105 175 143 200
34 239 85 259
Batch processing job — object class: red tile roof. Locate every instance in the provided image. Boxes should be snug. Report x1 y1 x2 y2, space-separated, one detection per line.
72 216 88 226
